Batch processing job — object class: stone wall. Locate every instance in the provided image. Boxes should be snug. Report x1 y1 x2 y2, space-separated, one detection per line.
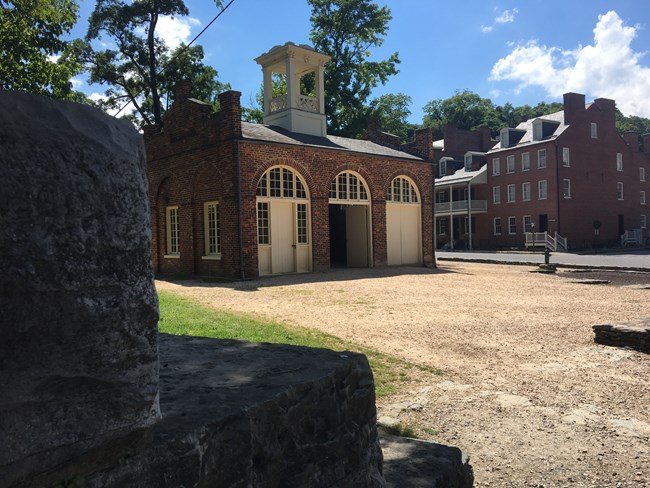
0 92 160 487
593 318 650 354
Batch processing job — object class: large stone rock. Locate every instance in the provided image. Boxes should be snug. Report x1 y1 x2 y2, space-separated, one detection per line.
84 334 384 487
0 92 160 487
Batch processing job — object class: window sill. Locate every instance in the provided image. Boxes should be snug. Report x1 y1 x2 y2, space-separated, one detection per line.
201 255 222 261
164 254 180 259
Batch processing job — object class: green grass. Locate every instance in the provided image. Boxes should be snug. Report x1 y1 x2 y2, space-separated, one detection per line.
158 290 441 397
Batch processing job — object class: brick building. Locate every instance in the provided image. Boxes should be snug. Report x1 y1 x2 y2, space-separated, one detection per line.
145 43 436 278
434 93 650 250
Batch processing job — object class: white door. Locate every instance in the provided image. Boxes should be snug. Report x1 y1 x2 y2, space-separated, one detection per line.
387 203 421 265
270 200 295 273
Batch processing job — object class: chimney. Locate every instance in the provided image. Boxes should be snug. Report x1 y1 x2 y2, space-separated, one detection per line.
174 80 192 101
643 133 650 153
594 97 616 126
563 92 585 125
413 127 434 160
367 116 381 135
623 132 641 151
479 126 492 152
217 90 242 139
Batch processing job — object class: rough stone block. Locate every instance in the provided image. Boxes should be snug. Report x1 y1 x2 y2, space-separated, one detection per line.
0 92 160 487
84 334 384 487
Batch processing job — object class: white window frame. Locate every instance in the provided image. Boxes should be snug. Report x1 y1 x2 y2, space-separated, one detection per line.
591 123 598 139
538 149 547 169
439 160 447 177
508 216 517 235
521 152 530 172
522 182 531 201
523 215 533 233
506 155 515 174
617 182 624 201
165 206 180 257
562 147 570 167
464 154 472 170
641 167 646 182
616 153 623 172
494 217 502 235
538 180 548 200
492 158 500 176
641 214 647 229
500 128 510 148
563 179 571 199
641 190 646 205
493 186 501 204
507 184 515 203
438 217 448 235
533 120 543 141
203 201 220 259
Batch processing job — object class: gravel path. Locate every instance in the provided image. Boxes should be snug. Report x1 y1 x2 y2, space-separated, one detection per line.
156 262 650 487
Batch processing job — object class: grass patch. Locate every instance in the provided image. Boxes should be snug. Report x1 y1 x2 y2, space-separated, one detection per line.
158 290 441 397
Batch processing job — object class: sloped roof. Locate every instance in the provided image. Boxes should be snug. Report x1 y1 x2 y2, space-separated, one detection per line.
488 110 568 153
241 122 425 161
435 164 487 186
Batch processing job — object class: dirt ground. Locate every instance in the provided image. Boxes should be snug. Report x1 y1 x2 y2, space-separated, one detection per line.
156 262 650 487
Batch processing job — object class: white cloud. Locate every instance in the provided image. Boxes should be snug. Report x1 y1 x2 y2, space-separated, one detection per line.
495 8 518 25
482 8 518 33
489 11 650 117
155 15 200 49
70 77 84 89
88 92 133 118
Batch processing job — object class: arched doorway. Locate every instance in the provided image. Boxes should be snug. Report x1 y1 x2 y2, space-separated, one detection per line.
328 171 372 267
386 176 422 265
256 166 311 275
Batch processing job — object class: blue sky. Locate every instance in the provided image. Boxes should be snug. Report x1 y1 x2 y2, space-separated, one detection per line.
70 0 650 124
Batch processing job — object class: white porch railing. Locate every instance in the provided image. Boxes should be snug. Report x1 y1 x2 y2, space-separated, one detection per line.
434 199 487 214
621 228 643 247
525 232 567 251
269 94 319 114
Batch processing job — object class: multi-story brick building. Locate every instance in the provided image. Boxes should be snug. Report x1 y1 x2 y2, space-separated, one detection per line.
434 92 650 250
145 43 436 278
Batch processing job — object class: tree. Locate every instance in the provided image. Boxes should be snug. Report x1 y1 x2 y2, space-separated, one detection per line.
86 0 225 127
368 92 416 142
308 0 400 138
0 0 83 99
422 90 499 138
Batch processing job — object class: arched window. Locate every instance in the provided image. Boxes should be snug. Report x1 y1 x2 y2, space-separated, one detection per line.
257 166 308 199
329 171 369 202
387 176 419 204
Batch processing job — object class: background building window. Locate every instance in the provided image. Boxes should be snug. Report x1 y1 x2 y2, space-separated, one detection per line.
616 153 623 172
641 191 646 205
538 149 547 169
538 180 548 200
203 202 220 256
617 182 624 200
641 214 647 228
507 184 515 202
591 123 598 138
493 158 500 176
522 182 531 201
493 186 501 204
439 160 447 176
494 217 502 235
506 155 515 173
508 216 516 234
522 152 530 171
438 218 448 235
563 179 571 199
523 215 533 233
641 167 646 182
165 206 179 255
562 147 570 167
297 203 308 243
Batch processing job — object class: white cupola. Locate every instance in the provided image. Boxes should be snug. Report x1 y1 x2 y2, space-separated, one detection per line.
254 42 331 137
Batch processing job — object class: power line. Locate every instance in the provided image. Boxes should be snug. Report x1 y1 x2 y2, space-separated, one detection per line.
113 0 237 119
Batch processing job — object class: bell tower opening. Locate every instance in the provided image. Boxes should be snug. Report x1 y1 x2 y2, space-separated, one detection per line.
254 42 331 137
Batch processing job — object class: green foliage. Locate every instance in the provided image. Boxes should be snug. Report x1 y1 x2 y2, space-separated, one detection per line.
0 0 83 99
369 92 418 142
308 0 400 138
158 289 441 397
86 0 225 126
422 90 565 138
616 109 650 143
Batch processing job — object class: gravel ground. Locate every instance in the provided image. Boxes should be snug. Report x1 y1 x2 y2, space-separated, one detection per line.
156 262 650 487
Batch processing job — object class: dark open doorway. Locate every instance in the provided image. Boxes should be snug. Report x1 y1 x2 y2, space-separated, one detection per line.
539 214 548 233
329 205 347 267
